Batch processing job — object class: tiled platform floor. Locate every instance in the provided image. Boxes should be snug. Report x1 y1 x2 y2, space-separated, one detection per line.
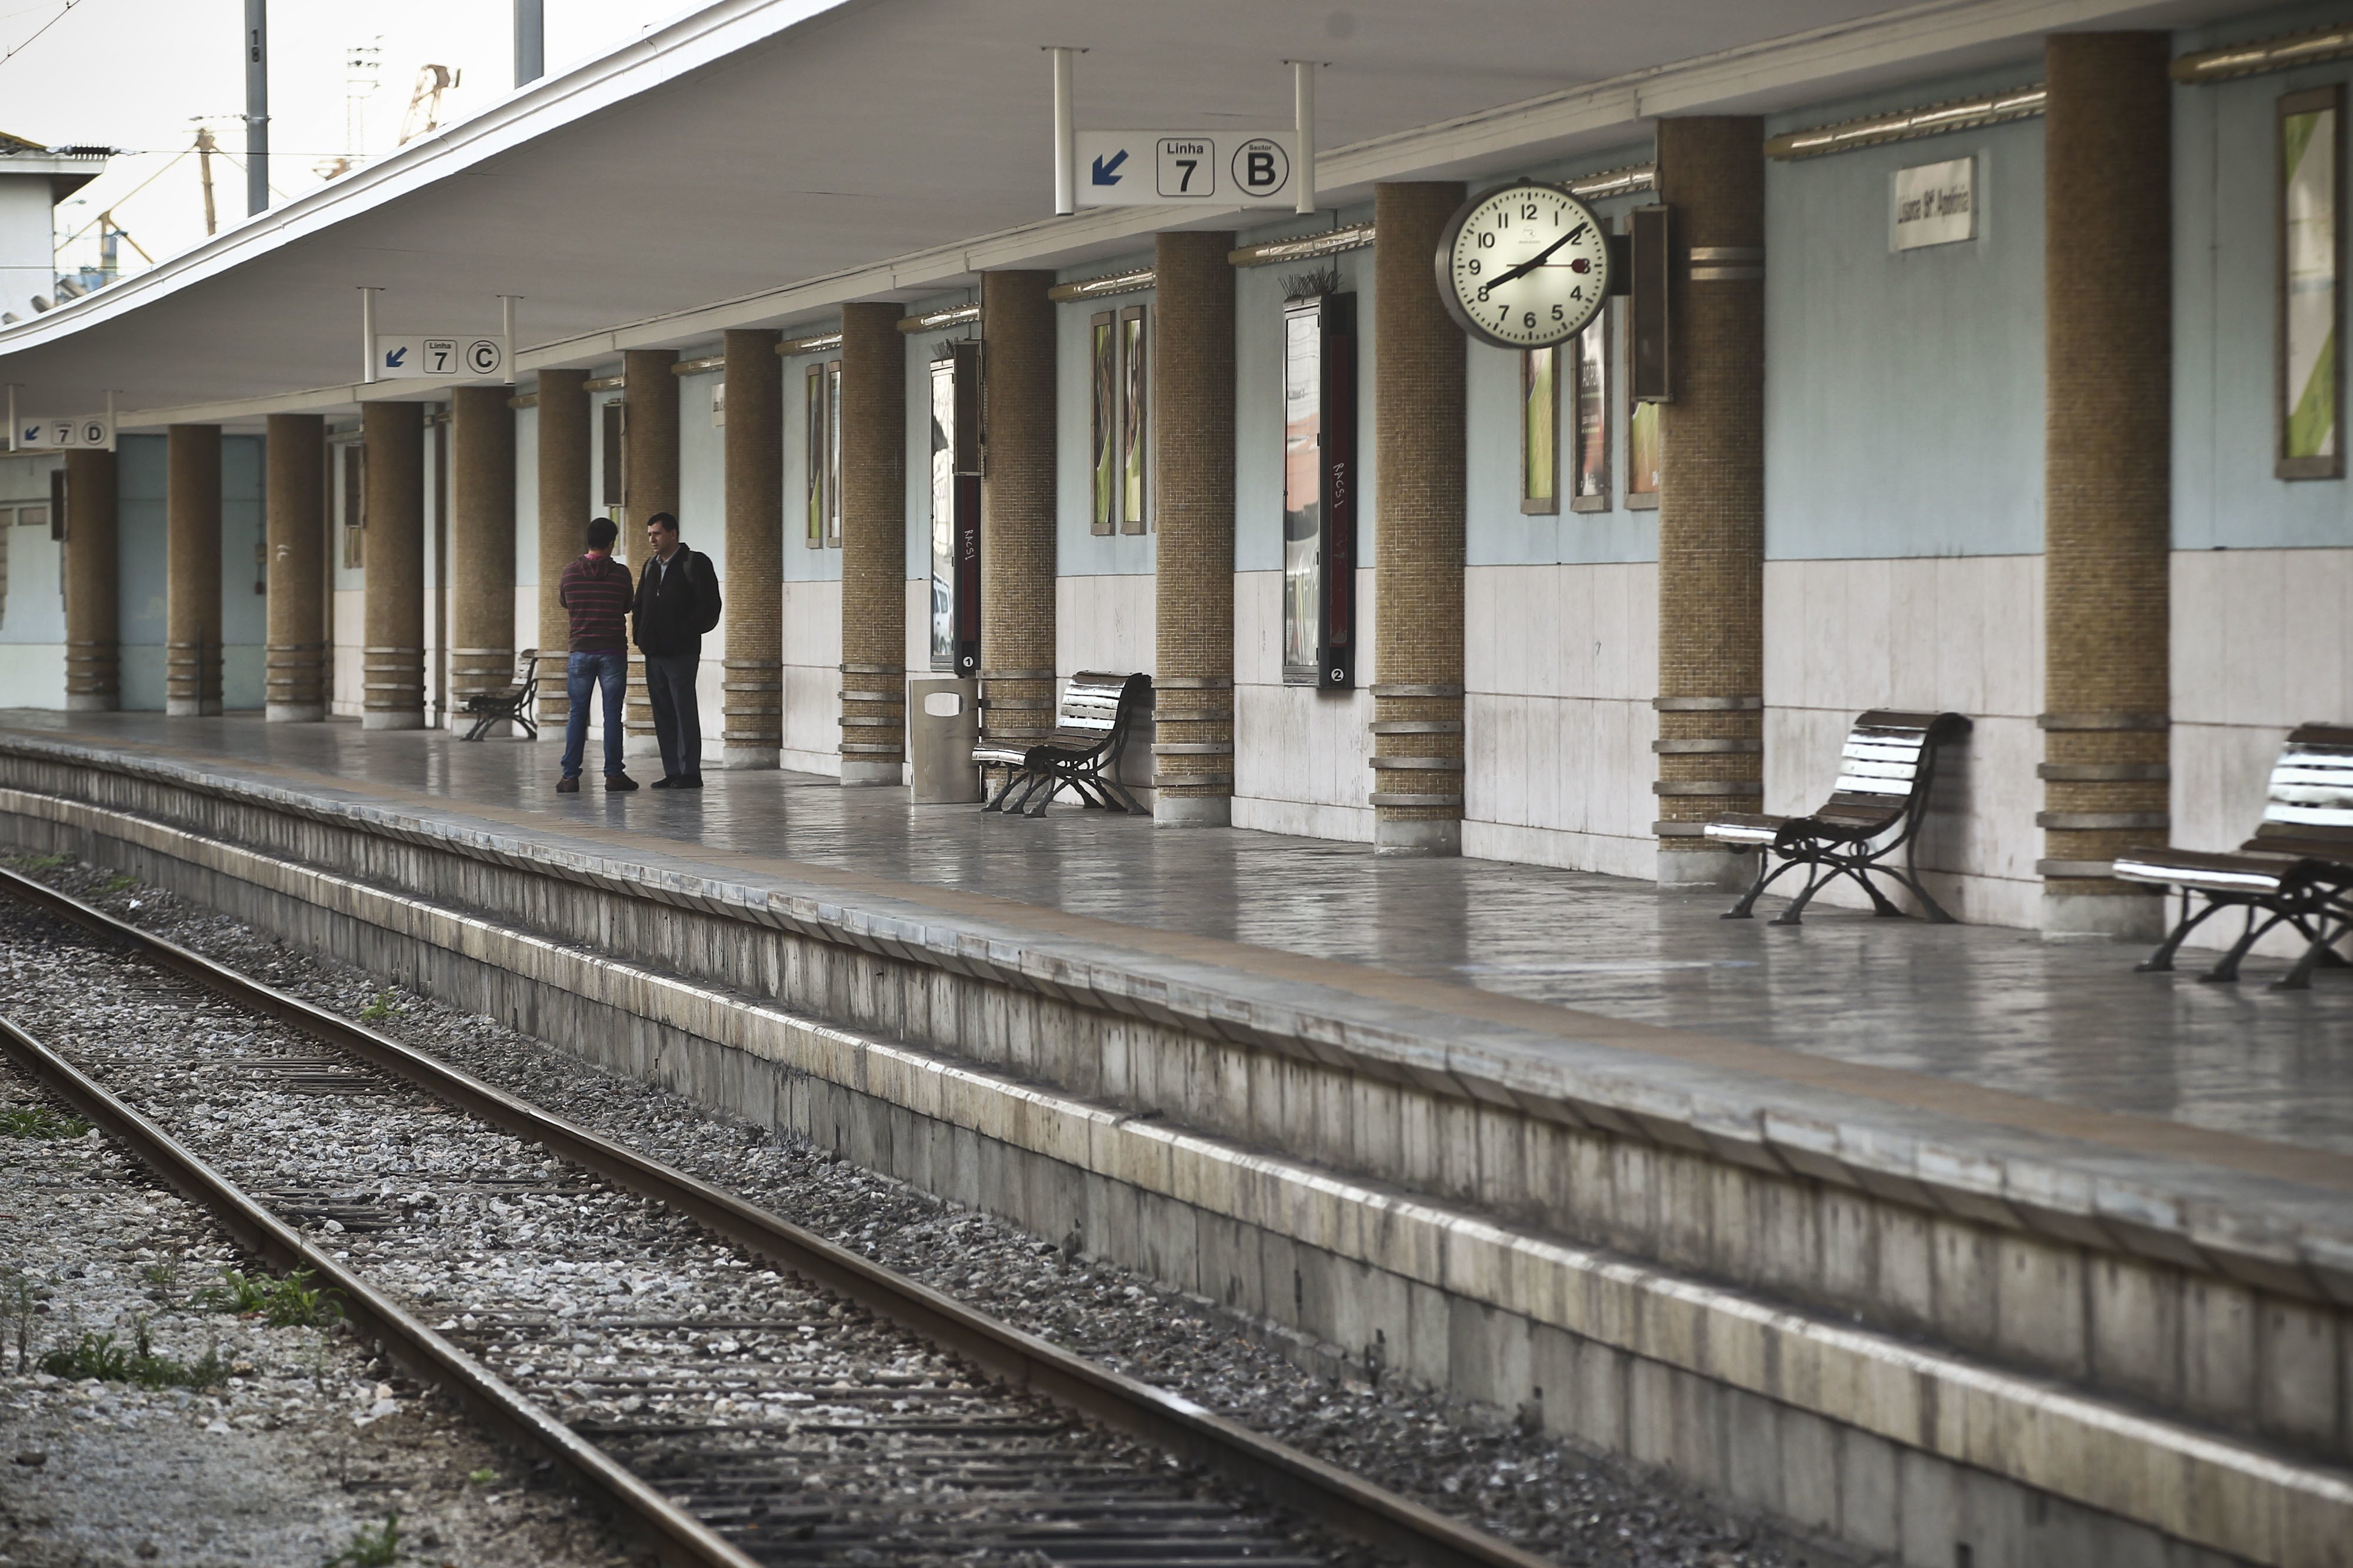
6 710 2351 1160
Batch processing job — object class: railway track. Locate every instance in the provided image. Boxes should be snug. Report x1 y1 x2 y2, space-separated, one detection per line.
0 863 1557 1568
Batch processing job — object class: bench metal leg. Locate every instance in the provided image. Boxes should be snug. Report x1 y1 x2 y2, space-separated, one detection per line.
2134 895 2241 974
1723 852 1797 919
1768 863 1832 926
1021 776 1065 817
2197 906 2291 983
982 766 1027 811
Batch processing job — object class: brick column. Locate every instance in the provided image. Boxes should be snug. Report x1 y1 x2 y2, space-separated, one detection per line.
535 368 590 728
621 348 679 758
721 329 783 768
361 401 425 730
979 272 1057 756
2038 33 2172 938
449 386 516 725
1152 230 1237 826
62 449 118 712
1652 117 1767 888
1371 182 1468 856
165 424 223 717
263 413 326 720
839 302 908 786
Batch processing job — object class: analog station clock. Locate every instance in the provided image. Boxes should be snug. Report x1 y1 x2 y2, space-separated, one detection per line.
1435 181 1613 350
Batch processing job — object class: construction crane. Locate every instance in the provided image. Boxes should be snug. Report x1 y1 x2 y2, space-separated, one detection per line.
398 65 459 147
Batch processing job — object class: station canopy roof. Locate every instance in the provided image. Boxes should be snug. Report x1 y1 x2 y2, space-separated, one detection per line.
0 0 2266 429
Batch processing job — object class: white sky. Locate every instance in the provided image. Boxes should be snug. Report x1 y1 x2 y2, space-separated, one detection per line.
1 0 688 278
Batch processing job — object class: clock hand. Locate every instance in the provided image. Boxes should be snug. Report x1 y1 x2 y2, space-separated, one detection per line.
1485 226 1581 289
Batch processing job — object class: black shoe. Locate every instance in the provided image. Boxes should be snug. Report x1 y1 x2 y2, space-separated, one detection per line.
605 773 639 792
556 777 579 794
682 775 705 790
649 776 678 790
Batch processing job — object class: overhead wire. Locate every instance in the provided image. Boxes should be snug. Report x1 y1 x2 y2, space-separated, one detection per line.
0 0 81 68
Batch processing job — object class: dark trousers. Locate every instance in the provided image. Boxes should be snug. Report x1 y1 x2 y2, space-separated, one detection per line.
643 652 702 780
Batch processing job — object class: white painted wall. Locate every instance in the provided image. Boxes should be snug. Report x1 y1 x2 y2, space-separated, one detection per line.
1233 566 1375 842
1760 555 2044 928
1463 562 1658 880
0 177 54 321
781 578 841 776
2171 546 2353 958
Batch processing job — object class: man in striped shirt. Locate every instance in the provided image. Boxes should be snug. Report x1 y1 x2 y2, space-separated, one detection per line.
555 517 640 793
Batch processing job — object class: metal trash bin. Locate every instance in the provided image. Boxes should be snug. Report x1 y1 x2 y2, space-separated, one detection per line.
907 677 982 803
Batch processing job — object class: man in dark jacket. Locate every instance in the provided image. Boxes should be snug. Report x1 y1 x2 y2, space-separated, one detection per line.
632 511 722 790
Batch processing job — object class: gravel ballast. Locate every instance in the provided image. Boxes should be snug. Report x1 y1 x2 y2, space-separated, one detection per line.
2 852 1792 1568
0 1055 640 1566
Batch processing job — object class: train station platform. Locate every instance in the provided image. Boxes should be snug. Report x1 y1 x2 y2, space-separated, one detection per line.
3 711 2350 1568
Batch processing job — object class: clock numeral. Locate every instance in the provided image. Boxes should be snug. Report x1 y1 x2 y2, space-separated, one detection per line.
1477 231 1495 249
1552 303 1565 322
1467 259 1481 276
1522 202 1538 220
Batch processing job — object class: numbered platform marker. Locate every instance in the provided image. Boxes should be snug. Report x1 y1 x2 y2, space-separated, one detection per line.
1076 131 1298 208
375 335 509 382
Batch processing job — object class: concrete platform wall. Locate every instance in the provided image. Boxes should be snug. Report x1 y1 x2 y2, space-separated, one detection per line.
3 749 2347 1568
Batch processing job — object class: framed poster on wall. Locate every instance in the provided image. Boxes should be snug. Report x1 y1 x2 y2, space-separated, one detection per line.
2281 85 2343 479
1521 345 1559 515
928 341 982 674
1570 307 1610 512
1281 290 1357 689
805 363 827 547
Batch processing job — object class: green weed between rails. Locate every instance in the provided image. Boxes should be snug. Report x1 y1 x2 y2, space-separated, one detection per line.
2 852 74 874
96 873 138 896
0 1105 92 1140
356 991 406 1023
324 1513 402 1567
196 1266 345 1329
35 1327 232 1390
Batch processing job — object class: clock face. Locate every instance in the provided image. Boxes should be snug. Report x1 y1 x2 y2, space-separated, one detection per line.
1435 182 1612 350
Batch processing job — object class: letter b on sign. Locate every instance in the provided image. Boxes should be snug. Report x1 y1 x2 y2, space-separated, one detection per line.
1234 138 1288 198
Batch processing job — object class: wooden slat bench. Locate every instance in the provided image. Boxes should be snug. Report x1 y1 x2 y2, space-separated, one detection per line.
1705 709 1972 925
459 649 540 742
2114 723 2353 987
976 671 1152 817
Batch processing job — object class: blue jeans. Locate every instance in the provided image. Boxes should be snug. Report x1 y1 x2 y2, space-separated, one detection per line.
560 650 628 779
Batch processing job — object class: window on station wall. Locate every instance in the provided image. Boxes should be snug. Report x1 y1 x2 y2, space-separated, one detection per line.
2281 85 2343 480
1089 304 1149 535
1571 307 1611 512
1521 345 1558 515
340 443 366 568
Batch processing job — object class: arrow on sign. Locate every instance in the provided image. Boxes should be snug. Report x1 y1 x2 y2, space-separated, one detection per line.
385 346 408 368
1091 149 1129 185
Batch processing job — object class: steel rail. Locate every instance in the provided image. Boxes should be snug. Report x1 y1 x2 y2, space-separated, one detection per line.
0 862 1558 1568
0 1003 756 1568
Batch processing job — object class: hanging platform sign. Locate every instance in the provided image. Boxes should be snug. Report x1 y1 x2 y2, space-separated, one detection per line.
1075 131 1298 207
374 334 508 381
13 413 114 451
